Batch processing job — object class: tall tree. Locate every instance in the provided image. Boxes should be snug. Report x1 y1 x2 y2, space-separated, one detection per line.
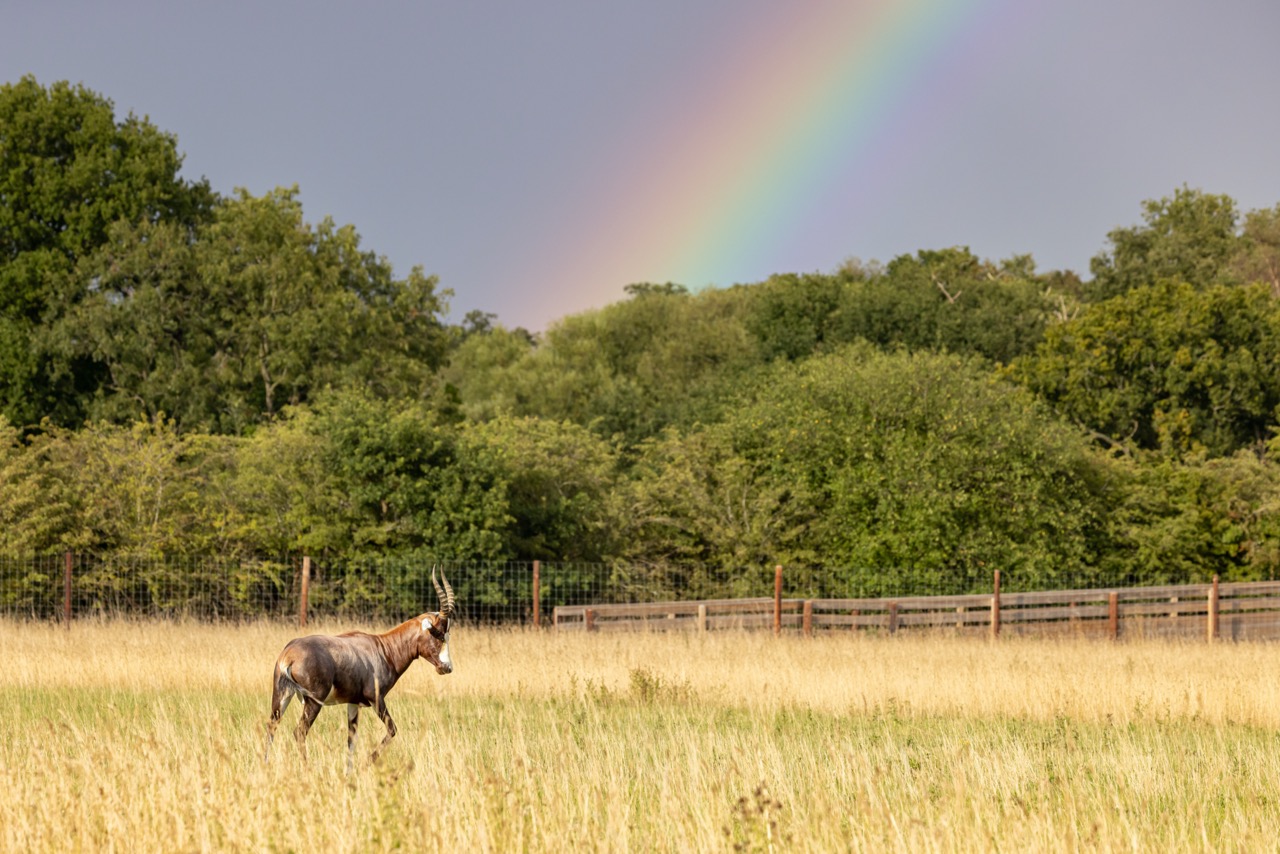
452 285 759 442
1088 187 1240 300
41 219 214 426
305 389 508 559
1231 204 1280 297
0 76 214 426
718 345 1115 593
833 247 1049 364
619 424 813 598
48 187 451 432
1008 282 1280 458
1102 451 1280 585
740 272 846 362
457 415 621 562
0 417 73 552
11 418 233 557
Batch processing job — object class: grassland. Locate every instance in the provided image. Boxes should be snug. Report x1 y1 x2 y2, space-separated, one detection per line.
3 620 1280 852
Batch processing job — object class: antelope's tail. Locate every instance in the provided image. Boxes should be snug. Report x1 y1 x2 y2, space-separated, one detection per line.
271 660 295 716
265 659 295 763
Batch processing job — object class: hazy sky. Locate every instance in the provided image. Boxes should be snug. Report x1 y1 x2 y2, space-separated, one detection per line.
5 1 1279 330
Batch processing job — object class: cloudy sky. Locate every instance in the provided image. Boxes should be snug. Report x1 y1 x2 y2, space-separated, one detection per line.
5 1 1279 330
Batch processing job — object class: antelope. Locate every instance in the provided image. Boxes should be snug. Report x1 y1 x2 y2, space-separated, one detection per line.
264 567 456 767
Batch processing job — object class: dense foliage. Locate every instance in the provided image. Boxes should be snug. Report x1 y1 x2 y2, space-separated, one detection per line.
4 77 1280 600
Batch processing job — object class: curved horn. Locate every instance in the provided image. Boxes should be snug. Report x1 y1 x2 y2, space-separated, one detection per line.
432 566 456 619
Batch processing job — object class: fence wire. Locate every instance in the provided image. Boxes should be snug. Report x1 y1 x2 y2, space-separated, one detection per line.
0 555 624 624
0 554 1265 624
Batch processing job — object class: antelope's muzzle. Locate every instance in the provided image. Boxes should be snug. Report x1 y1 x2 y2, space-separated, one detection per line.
435 642 453 675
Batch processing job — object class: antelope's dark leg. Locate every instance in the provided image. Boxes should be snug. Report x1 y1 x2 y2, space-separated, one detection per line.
294 697 323 760
346 704 360 772
370 698 397 763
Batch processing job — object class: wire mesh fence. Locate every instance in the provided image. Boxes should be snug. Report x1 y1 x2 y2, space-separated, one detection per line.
0 554 631 624
0 553 1263 626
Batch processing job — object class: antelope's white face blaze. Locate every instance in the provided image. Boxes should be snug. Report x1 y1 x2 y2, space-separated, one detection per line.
437 634 452 672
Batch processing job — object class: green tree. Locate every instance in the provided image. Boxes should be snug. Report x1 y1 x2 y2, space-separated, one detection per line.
47 187 452 432
441 325 539 422
451 286 760 442
1102 452 1280 584
1088 187 1240 300
832 247 1049 364
221 407 346 557
618 425 814 598
1201 450 1280 578
0 417 74 552
0 76 214 427
1007 282 1280 458
1230 204 1280 297
27 418 232 557
305 390 508 559
623 281 688 298
41 219 215 426
195 187 448 429
721 346 1115 593
740 272 846 362
458 415 622 562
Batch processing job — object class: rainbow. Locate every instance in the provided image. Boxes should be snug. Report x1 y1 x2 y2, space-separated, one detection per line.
537 0 1009 322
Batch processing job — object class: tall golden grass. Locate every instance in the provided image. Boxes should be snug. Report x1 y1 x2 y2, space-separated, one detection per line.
3 620 1280 852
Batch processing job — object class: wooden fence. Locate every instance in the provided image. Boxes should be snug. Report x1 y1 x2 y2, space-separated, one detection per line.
552 576 1280 642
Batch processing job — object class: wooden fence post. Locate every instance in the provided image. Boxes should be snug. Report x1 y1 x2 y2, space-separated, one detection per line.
585 607 596 633
532 560 541 628
887 602 899 634
299 556 311 628
802 600 813 637
63 551 73 629
773 565 783 637
990 569 1001 639
1207 574 1220 642
1108 591 1119 640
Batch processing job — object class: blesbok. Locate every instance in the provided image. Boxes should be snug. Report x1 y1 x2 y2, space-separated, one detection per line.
264 567 455 766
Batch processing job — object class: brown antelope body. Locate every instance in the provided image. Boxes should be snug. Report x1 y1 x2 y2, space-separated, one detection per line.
264 568 455 766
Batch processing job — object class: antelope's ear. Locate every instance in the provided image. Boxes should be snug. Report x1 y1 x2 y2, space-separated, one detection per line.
421 614 435 633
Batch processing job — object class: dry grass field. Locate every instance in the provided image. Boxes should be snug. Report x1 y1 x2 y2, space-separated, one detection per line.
4 620 1280 852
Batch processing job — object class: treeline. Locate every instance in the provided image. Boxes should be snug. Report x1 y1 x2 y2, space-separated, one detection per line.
3 75 1280 597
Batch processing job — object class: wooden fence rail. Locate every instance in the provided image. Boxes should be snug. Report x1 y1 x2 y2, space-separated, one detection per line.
552 576 1280 642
